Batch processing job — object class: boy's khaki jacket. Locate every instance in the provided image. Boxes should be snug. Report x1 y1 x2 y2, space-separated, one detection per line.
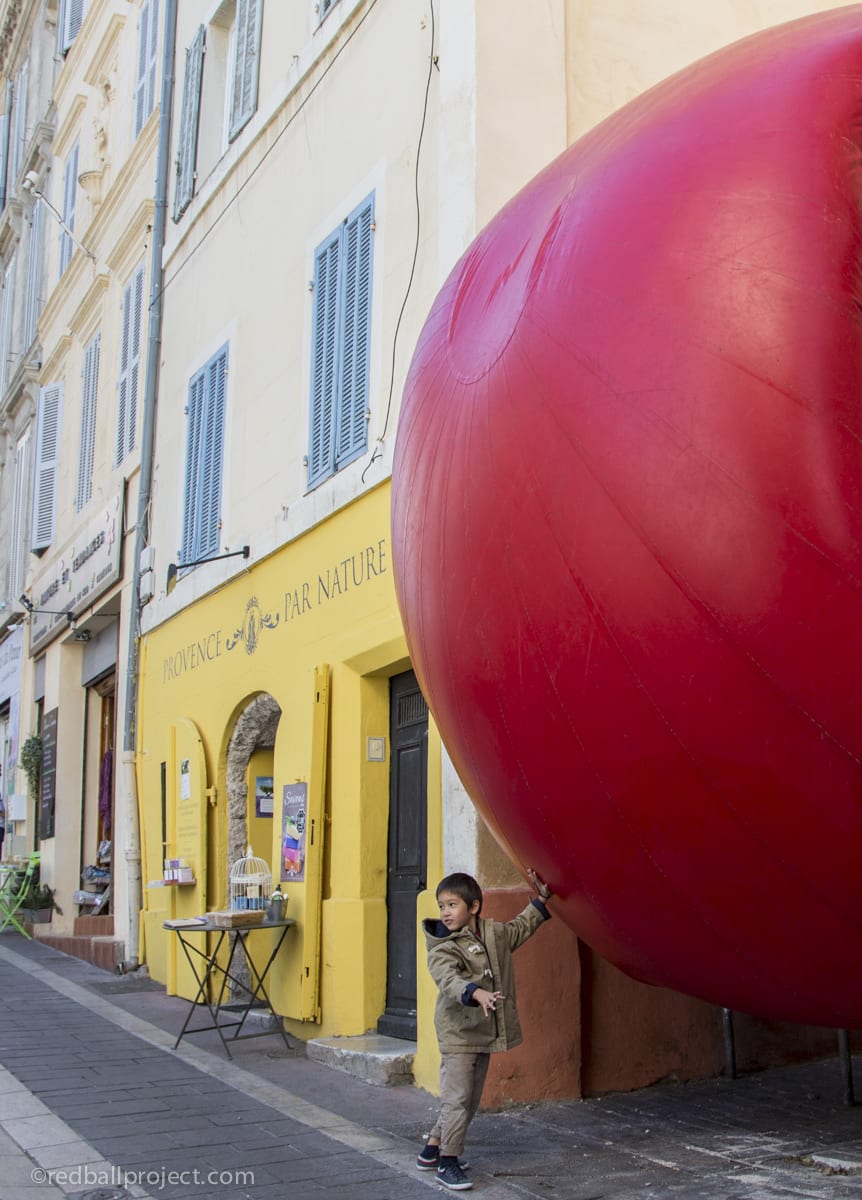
422 900 549 1054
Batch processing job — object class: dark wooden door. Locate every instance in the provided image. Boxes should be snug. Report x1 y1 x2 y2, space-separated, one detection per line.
377 670 428 1040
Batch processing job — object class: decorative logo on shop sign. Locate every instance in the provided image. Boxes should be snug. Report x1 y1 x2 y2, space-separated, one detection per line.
225 597 279 656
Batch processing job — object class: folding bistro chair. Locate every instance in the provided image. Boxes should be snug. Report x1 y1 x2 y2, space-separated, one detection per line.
0 852 41 937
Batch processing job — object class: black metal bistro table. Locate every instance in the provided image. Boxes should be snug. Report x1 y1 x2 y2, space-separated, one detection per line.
164 916 295 1059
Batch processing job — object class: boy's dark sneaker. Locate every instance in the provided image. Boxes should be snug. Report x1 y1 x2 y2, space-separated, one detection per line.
416 1144 470 1171
436 1159 473 1191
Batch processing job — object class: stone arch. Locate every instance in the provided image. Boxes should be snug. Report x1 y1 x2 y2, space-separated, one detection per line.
226 692 282 878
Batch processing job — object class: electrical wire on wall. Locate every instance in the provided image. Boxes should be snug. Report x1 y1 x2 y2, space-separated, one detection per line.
361 0 436 483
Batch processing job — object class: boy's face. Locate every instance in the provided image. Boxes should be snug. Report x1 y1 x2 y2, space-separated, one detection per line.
437 890 480 932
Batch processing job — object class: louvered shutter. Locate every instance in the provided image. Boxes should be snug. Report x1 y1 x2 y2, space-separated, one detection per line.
0 259 15 400
174 26 205 220
135 0 160 138
60 0 86 53
23 200 43 348
8 430 30 596
307 232 340 486
31 382 63 551
116 262 145 464
0 82 11 212
336 196 373 466
76 331 100 511
60 144 78 275
199 347 227 556
228 0 262 142
181 370 206 562
10 64 26 187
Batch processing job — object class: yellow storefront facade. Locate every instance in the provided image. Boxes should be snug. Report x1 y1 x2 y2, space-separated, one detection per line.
137 483 445 1069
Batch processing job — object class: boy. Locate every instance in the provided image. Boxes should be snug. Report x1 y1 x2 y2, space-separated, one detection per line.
417 868 552 1191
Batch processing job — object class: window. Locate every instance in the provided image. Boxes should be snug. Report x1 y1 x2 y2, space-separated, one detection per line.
0 258 14 399
228 0 262 142
59 144 79 276
58 0 87 54
307 193 374 488
8 430 30 596
76 331 100 511
23 201 43 349
116 262 145 464
318 0 339 23
0 81 11 213
174 25 205 220
10 63 27 187
134 0 160 138
31 382 63 552
182 345 228 564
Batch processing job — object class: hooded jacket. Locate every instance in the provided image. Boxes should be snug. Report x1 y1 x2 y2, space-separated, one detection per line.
422 899 550 1054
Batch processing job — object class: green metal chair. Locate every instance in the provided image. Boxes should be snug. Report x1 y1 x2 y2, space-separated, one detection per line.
0 852 41 938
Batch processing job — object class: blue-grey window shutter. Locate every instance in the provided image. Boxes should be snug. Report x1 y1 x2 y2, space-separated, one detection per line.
0 82 13 212
59 0 86 53
10 64 27 187
228 0 262 143
135 0 160 138
59 143 78 275
76 331 100 511
199 347 227 557
336 195 373 466
23 201 43 349
174 25 205 221
115 262 145 463
182 345 228 564
308 230 341 486
181 369 206 563
307 192 374 488
319 0 337 23
31 382 63 550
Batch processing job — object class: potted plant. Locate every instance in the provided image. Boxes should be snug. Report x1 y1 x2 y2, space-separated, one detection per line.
22 882 62 924
19 734 42 801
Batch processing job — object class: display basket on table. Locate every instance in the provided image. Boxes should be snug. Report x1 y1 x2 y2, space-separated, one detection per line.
229 846 272 914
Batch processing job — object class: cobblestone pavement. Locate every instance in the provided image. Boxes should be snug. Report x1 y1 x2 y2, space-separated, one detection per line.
0 934 859 1199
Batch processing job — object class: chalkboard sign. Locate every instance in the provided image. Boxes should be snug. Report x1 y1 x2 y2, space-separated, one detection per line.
39 707 58 840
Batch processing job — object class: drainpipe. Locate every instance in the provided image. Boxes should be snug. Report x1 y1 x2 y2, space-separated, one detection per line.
120 0 178 971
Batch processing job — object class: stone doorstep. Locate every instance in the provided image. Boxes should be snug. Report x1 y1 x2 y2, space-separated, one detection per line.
30 931 124 973
306 1032 416 1087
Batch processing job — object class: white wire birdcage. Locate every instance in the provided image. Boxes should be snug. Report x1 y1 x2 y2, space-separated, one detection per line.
229 846 272 911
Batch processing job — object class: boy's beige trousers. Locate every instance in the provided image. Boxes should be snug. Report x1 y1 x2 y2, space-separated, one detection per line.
430 1051 492 1157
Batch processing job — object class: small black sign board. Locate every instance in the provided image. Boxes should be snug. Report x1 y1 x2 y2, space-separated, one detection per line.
39 707 58 840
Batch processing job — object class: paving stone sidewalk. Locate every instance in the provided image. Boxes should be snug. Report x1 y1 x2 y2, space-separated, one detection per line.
0 934 860 1199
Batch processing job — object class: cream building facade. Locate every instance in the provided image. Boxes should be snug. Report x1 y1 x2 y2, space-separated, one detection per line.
0 0 850 1100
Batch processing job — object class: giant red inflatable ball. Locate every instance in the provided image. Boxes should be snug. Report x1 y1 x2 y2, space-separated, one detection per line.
392 7 862 1028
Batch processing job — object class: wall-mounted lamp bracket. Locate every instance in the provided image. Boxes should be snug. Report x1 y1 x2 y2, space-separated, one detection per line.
166 546 250 595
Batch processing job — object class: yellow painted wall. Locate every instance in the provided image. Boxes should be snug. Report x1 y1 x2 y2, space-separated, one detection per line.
137 483 411 1038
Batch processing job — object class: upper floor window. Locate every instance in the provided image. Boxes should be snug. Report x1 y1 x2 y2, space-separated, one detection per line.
31 382 63 552
58 0 88 55
228 0 262 142
116 262 145 464
135 0 160 138
0 257 15 400
23 201 44 350
307 193 374 489
59 144 79 276
181 345 228 564
8 429 31 597
76 330 101 511
173 25 205 220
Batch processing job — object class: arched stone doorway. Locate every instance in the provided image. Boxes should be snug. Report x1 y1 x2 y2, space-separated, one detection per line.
226 693 282 884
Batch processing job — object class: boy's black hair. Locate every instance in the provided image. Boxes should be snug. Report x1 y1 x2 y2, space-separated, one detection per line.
436 872 483 915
